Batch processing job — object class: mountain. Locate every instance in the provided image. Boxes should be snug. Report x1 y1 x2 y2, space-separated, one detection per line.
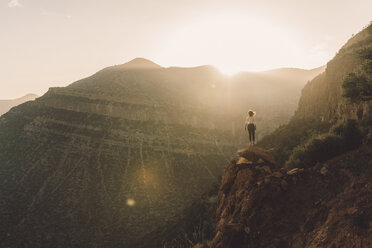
116 57 163 70
0 94 38 116
0 59 323 247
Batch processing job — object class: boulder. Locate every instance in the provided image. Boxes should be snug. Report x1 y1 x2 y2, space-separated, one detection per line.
237 146 276 166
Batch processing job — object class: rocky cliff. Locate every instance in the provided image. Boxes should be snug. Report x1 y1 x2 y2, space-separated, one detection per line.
210 145 372 248
296 24 372 122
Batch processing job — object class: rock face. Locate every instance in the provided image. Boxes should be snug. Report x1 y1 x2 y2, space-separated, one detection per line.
0 61 322 247
296 24 372 122
210 145 372 248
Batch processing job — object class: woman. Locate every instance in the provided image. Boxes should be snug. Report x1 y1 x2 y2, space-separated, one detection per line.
245 110 256 145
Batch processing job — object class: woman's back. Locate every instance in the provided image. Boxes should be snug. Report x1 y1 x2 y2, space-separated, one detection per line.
246 116 256 124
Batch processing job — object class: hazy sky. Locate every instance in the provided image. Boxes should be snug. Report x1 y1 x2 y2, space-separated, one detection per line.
1 0 371 98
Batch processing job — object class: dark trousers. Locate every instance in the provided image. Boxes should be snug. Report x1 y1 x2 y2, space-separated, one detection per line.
248 124 255 142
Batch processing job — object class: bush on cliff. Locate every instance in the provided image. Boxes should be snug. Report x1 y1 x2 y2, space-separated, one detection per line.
342 37 372 102
285 120 363 169
258 118 332 165
330 119 363 148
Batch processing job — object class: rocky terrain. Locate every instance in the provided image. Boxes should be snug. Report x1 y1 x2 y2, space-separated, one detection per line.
210 145 372 248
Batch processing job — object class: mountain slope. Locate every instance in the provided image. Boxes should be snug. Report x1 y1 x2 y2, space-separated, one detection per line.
0 69 236 248
0 60 322 247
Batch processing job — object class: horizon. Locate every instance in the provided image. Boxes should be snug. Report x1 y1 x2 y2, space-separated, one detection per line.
1 0 371 98
0 57 326 100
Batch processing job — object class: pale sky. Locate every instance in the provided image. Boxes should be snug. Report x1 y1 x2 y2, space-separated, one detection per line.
0 0 371 99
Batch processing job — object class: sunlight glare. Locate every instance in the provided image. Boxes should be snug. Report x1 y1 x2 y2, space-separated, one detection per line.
156 12 306 74
127 198 136 207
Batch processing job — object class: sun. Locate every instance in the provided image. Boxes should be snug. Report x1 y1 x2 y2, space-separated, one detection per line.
215 65 243 76
155 12 305 74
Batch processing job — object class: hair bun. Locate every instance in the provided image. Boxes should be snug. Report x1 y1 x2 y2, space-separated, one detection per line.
248 110 256 116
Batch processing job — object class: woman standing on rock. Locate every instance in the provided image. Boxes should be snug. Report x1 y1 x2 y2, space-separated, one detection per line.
245 110 256 145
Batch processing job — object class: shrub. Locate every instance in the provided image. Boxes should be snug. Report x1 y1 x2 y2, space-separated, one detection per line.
342 45 372 102
330 119 363 148
285 119 363 169
285 134 344 169
258 117 332 166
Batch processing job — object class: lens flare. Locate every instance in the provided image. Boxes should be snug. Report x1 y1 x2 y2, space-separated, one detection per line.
126 198 136 207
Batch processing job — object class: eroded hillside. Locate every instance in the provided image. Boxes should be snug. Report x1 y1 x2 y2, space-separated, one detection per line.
0 59 321 247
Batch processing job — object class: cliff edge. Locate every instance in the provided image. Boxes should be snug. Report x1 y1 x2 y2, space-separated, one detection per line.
210 145 372 248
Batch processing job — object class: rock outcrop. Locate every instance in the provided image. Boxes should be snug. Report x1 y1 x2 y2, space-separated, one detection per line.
210 145 372 248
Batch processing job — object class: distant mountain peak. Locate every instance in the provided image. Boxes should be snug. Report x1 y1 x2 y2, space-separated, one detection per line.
120 58 162 69
0 93 38 116
21 93 38 99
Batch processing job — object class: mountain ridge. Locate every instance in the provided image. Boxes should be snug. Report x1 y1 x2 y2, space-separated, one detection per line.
102 57 325 76
117 57 163 70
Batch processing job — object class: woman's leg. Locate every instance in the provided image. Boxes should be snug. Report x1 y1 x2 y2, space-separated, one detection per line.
248 125 254 145
252 129 255 144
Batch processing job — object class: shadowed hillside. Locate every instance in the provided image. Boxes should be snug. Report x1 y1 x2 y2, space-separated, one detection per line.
0 58 322 247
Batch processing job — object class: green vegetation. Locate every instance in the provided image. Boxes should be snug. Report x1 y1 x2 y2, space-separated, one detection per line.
342 24 372 102
342 57 372 102
260 118 364 169
285 120 363 169
258 118 332 165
